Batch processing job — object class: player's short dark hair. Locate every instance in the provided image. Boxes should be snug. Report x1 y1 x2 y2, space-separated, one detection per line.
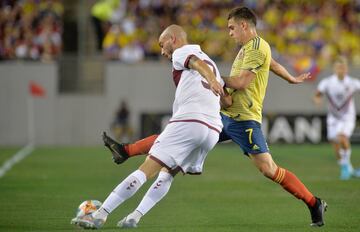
228 6 257 26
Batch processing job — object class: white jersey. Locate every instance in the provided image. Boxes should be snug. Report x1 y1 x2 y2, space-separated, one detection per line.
317 74 360 121
170 44 223 132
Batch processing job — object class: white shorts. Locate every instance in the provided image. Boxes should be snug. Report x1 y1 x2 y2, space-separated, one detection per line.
327 116 355 141
149 121 219 174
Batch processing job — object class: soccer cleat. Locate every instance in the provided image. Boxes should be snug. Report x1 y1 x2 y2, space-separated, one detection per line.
73 214 106 229
102 132 129 164
340 164 351 180
117 216 138 228
353 168 360 178
70 217 79 225
308 197 327 227
348 164 354 174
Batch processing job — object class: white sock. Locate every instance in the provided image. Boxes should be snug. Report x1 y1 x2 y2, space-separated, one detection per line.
101 170 147 214
92 207 109 220
339 149 352 166
134 171 174 219
344 149 351 162
339 149 347 165
345 149 353 171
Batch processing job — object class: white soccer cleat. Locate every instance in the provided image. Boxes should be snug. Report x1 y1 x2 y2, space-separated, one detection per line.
70 217 80 225
117 216 138 228
72 214 106 229
353 168 360 178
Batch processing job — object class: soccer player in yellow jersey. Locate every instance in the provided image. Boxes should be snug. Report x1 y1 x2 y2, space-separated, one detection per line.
101 7 327 227
219 6 327 227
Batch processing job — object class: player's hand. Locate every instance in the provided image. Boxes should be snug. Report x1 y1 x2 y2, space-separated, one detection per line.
209 80 224 96
313 95 322 106
289 72 311 84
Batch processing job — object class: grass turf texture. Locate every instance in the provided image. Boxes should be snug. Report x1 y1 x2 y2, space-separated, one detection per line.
0 143 359 232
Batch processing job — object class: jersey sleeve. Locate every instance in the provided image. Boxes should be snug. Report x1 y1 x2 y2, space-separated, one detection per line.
353 78 360 92
172 48 195 70
241 48 265 74
317 79 327 93
219 78 225 87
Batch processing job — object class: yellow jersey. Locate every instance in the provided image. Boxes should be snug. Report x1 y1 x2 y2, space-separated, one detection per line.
221 36 271 123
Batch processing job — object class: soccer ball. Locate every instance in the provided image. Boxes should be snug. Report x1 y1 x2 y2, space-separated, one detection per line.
75 200 102 218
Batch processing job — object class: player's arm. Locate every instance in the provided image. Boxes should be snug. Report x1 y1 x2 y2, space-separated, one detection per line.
221 70 255 90
222 47 266 90
188 55 224 96
270 58 311 84
313 90 323 106
220 87 232 108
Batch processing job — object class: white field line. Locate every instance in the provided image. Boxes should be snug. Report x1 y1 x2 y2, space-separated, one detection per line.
0 144 34 178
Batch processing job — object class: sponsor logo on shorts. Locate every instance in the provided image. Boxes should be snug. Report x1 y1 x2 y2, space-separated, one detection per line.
252 144 260 150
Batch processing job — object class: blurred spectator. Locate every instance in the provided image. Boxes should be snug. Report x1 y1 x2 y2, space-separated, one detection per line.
35 13 62 62
119 39 144 63
111 100 133 143
102 24 122 59
0 0 63 61
102 20 144 62
91 0 126 51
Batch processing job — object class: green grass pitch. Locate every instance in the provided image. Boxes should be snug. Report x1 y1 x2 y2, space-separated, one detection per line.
0 143 360 232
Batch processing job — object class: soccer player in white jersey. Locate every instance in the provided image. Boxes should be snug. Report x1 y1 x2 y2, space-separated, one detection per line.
314 56 360 180
71 24 230 229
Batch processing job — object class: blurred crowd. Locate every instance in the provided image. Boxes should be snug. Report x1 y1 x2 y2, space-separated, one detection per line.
0 0 63 62
1 0 359 72
96 0 360 75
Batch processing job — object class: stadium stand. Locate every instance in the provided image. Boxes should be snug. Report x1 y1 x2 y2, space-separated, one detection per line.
0 0 63 62
1 0 359 72
98 0 359 69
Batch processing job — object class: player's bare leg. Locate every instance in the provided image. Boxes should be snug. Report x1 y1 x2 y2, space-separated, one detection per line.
250 152 327 227
138 156 165 179
331 141 341 161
